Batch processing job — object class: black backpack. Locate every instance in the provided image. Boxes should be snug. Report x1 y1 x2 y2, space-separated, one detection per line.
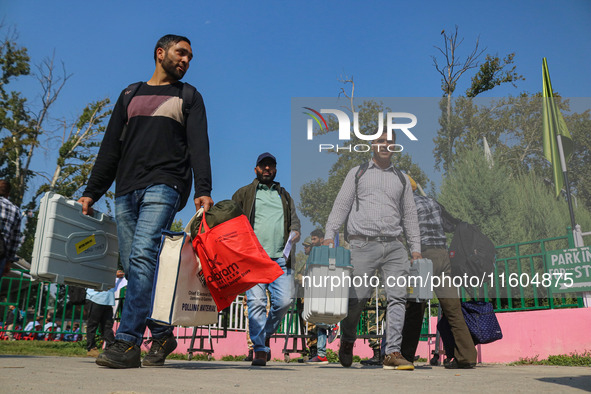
119 81 196 142
344 161 407 242
449 221 496 284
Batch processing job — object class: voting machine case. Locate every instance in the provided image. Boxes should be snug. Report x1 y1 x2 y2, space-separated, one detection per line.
407 258 433 302
302 246 353 324
31 192 118 290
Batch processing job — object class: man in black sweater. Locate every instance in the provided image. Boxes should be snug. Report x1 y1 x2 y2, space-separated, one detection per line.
79 34 213 369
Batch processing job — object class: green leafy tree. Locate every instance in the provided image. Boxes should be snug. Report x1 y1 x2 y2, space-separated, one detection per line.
438 93 591 212
0 26 31 202
432 26 524 173
439 146 591 247
1 53 70 207
0 28 113 261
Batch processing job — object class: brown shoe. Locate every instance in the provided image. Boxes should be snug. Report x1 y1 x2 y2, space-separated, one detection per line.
251 351 267 366
383 352 414 370
87 348 100 358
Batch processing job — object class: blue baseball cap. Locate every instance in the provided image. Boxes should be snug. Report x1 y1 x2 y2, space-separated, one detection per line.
256 152 277 166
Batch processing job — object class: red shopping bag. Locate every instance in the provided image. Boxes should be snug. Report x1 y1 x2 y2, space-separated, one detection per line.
192 214 285 310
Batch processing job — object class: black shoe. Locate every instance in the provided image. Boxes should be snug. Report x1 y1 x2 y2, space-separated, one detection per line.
444 358 476 369
252 351 267 366
142 334 178 367
338 340 355 368
308 345 317 359
244 349 254 361
361 348 383 366
95 339 141 369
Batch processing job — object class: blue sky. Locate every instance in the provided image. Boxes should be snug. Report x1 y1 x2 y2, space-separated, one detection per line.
3 0 591 236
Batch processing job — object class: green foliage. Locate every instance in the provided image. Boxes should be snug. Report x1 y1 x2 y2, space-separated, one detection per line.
511 351 591 367
439 146 591 247
435 93 591 212
466 53 524 98
439 147 511 245
0 340 87 357
170 219 185 232
325 348 360 364
432 26 524 173
0 28 113 260
35 98 111 201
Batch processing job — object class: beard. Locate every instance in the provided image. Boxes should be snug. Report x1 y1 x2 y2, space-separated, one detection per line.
161 53 185 81
256 171 276 185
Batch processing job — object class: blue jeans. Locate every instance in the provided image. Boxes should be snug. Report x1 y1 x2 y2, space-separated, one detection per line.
245 257 293 353
115 184 180 345
316 327 327 357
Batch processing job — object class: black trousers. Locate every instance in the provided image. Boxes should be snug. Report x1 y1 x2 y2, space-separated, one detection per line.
85 300 115 351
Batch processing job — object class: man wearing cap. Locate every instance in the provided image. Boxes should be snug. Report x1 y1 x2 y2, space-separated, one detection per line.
232 152 301 366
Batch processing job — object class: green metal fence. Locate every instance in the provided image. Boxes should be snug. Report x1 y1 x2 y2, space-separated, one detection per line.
460 226 584 311
1 268 86 340
1 227 586 342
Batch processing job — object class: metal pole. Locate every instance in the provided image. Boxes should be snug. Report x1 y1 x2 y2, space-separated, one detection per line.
556 135 576 230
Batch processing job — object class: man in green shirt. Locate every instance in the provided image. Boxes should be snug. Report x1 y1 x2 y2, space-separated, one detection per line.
232 152 301 366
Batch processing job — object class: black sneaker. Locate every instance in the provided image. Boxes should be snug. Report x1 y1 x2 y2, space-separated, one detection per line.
95 339 141 369
142 334 178 367
360 348 383 366
444 358 476 369
338 340 355 367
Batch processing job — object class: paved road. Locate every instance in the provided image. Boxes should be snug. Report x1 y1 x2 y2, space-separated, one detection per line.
1 356 590 393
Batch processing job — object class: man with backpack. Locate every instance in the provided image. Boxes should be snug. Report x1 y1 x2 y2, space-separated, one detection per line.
323 131 421 371
0 180 22 280
79 34 213 369
400 181 477 369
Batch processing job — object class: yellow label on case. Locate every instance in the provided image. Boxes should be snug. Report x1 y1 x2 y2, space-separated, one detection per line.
75 235 96 254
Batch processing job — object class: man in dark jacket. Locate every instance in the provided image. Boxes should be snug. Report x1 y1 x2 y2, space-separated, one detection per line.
232 152 300 366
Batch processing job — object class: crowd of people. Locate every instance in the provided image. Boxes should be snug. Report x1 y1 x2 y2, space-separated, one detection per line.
0 33 476 371
0 311 81 342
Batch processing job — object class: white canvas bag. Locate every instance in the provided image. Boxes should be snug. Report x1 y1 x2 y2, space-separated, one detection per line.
150 210 218 326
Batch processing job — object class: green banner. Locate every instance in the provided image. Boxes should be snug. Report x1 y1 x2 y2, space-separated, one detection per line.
545 246 591 293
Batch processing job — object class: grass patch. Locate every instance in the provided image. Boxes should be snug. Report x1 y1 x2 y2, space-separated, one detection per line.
510 351 591 367
0 340 88 357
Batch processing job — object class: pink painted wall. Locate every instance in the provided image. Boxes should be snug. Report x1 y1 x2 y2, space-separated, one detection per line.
126 307 591 363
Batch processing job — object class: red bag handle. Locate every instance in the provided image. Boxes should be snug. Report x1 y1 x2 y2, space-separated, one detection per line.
195 218 214 268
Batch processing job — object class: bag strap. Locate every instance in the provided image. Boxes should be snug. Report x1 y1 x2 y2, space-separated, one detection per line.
119 82 143 142
354 161 369 212
184 208 204 234
181 82 195 116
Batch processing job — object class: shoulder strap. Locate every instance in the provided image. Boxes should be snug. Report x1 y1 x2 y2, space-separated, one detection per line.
354 161 370 212
181 82 196 116
119 82 143 142
392 167 407 210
